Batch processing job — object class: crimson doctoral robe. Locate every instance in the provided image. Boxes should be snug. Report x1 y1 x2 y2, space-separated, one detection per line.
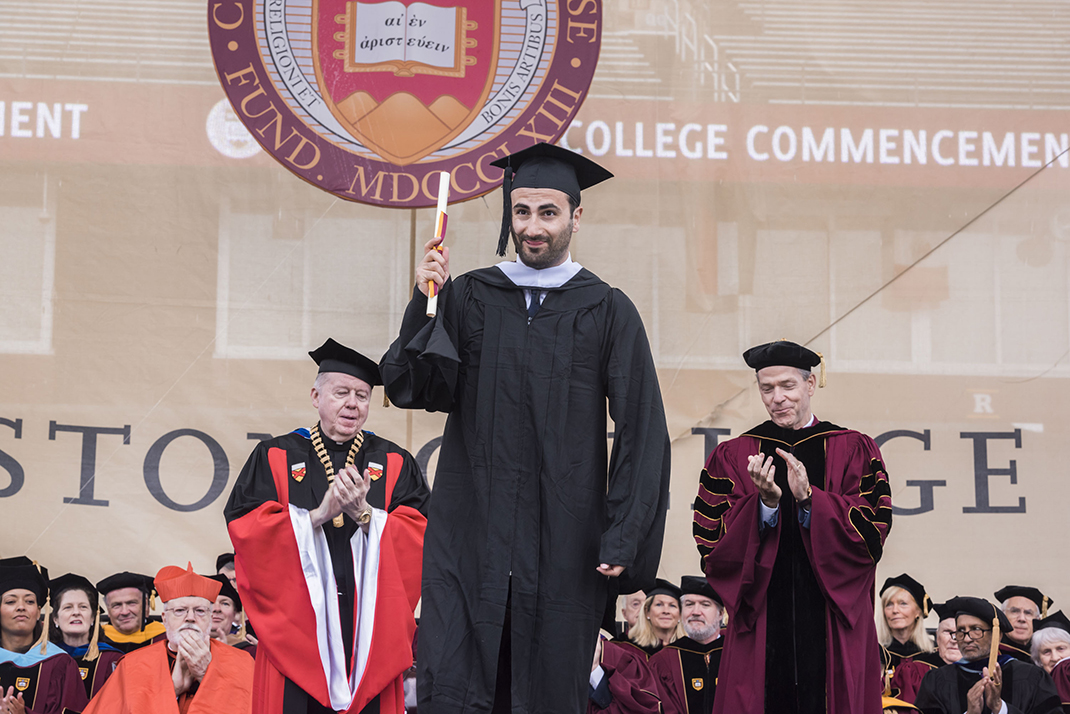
693 420 892 714
0 643 87 714
589 640 662 714
82 639 253 713
225 429 428 714
648 635 723 714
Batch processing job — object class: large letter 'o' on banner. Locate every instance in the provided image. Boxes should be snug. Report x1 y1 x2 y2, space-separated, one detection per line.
144 429 230 512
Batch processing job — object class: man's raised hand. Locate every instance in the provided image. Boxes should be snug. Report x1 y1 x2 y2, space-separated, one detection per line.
416 236 450 297
775 448 811 503
747 454 781 508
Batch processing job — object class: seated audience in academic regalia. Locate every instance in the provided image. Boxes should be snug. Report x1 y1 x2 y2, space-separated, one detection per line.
96 571 166 653
885 599 963 702
879 575 937 666
206 574 255 659
588 630 661 714
1030 611 1070 709
83 563 254 714
47 573 123 700
914 596 1062 714
610 580 683 660
0 557 88 714
996 586 1054 664
616 591 646 639
649 576 725 714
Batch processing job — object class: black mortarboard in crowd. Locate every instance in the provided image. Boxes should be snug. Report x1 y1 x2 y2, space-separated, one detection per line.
946 596 1011 633
881 573 932 618
208 574 242 612
680 575 721 605
489 142 613 257
96 571 154 597
309 338 382 387
994 585 1052 618
744 340 822 371
0 556 49 602
1033 610 1070 635
216 553 235 572
931 601 957 621
646 578 682 603
49 573 97 600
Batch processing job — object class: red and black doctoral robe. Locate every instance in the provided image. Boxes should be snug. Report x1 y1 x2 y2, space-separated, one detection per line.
648 635 723 714
82 639 253 714
0 642 88 714
881 642 942 703
693 420 893 714
588 639 662 714
225 429 429 714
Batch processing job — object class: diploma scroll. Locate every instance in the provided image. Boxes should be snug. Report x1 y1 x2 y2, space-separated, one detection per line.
427 171 450 318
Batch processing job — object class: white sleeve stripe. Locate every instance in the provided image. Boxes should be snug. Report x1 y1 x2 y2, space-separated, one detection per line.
351 508 387 693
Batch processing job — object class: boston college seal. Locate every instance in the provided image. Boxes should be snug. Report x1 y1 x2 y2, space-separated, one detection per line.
208 0 603 208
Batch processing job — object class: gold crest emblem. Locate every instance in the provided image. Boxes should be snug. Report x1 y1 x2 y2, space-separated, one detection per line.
691 678 704 690
291 462 307 483
79 667 89 680
15 677 30 690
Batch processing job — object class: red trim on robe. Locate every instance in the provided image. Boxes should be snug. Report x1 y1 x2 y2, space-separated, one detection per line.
230 446 426 713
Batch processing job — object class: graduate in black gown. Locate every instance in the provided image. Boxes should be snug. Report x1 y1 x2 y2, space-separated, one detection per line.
381 143 672 714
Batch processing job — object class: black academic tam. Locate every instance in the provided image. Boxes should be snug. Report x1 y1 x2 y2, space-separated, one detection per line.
381 265 671 714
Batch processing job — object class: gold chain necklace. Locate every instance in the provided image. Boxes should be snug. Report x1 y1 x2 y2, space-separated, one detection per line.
310 424 363 528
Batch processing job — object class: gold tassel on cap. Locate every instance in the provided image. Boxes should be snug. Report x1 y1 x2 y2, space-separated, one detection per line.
238 611 247 641
32 561 49 654
86 605 102 662
149 589 156 612
382 391 390 408
1043 596 1050 619
816 352 827 388
988 605 1000 674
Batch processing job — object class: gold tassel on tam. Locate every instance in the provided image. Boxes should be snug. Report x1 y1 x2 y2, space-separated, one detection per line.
238 612 247 641
149 589 157 612
1043 596 1050 619
816 352 827 388
86 606 102 662
383 391 390 408
32 561 50 654
988 606 1000 674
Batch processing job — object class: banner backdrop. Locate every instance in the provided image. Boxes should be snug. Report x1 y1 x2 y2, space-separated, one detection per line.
2 0 1069 625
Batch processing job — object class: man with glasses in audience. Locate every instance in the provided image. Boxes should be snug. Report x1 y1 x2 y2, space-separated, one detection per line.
84 564 253 713
995 586 1054 663
914 596 1061 714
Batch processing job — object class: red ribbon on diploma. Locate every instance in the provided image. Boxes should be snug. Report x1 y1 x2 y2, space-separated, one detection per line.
427 171 450 318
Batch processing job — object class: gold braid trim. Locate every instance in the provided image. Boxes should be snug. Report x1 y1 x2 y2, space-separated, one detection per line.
310 425 363 528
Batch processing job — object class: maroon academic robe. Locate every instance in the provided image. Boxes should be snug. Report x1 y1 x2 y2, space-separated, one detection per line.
1051 657 1070 709
693 420 892 714
648 635 723 714
886 653 941 704
0 643 88 714
589 640 662 714
225 430 428 714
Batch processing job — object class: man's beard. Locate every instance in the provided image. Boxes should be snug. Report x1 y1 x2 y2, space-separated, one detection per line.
510 220 572 270
168 622 209 648
683 619 720 642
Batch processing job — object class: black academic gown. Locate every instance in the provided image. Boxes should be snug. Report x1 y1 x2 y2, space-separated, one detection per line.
381 268 672 714
914 657 1063 714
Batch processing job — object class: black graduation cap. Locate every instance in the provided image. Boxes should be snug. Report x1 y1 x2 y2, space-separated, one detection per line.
309 338 382 387
994 585 1052 618
215 553 235 572
96 571 154 596
49 573 97 600
946 596 1011 633
881 573 932 618
0 556 49 603
207 574 242 611
680 575 721 605
743 339 826 387
489 142 613 257
646 578 682 603
1033 610 1070 636
931 601 957 621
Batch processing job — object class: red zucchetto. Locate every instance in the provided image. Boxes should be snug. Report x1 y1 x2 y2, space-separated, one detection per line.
154 562 222 603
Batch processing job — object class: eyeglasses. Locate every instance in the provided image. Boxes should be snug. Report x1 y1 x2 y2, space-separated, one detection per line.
166 606 209 619
951 626 992 641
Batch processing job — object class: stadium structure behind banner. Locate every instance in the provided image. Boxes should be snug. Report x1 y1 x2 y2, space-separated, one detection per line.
208 0 602 208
